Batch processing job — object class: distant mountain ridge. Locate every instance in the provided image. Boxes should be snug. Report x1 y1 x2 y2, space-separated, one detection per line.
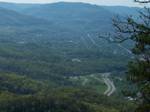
0 2 139 92
0 2 141 28
102 6 141 16
0 7 49 26
0 2 140 15
0 2 37 11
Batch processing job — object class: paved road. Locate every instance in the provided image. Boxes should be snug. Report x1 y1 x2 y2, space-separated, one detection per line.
72 73 116 96
82 78 89 86
102 73 116 96
103 78 112 95
90 73 116 96
107 80 116 96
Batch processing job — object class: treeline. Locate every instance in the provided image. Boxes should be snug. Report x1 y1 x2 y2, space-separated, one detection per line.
0 92 92 112
0 40 128 79
0 73 136 112
0 89 136 112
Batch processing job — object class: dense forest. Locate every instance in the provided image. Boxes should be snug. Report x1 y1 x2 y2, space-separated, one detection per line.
0 73 136 112
0 1 146 112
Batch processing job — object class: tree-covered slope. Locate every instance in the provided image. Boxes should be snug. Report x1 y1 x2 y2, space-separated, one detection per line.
0 2 135 83
0 73 48 94
0 72 136 112
21 2 114 33
0 2 140 34
102 6 140 16
0 2 140 112
0 7 49 26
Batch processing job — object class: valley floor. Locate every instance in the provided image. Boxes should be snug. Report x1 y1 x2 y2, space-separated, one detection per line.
69 72 116 96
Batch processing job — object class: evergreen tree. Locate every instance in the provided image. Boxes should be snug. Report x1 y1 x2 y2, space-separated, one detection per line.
107 1 150 111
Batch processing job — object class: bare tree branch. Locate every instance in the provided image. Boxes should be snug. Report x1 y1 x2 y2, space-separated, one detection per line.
135 0 150 3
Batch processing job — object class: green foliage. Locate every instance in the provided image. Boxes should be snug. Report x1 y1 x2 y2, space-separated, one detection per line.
113 7 150 111
0 73 48 94
128 10 150 112
0 2 141 112
0 87 136 112
0 72 136 112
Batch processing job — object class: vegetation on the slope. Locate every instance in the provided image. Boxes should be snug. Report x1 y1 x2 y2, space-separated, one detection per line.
0 73 49 94
0 80 136 112
0 2 141 112
109 2 150 111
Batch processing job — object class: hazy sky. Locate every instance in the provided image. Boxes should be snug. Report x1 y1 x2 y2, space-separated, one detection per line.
0 0 148 7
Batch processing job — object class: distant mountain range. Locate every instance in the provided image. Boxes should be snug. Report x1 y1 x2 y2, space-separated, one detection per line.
0 2 140 53
0 2 140 28
0 2 141 48
0 2 140 112
0 7 50 26
0 1 140 86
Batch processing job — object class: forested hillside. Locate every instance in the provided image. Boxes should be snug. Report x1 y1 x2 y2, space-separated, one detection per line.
0 73 136 112
0 2 140 112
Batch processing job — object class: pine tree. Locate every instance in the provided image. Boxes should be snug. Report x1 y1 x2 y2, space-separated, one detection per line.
111 1 150 111
99 1 150 111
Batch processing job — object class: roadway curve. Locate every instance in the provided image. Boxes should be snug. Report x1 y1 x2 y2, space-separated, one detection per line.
102 73 116 96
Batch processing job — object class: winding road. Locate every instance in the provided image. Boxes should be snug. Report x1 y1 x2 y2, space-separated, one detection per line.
70 73 116 96
102 73 116 96
90 73 116 96
82 78 89 86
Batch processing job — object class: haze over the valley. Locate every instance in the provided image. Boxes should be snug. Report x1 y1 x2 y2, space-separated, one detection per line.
0 0 147 7
0 0 149 111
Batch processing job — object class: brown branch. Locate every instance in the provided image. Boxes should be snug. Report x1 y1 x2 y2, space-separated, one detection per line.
135 0 150 3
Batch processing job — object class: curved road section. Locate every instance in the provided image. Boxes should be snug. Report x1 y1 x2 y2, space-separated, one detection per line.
102 73 116 96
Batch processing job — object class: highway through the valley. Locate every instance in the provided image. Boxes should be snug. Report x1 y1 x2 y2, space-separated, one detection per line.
82 78 89 86
102 73 116 96
90 73 116 96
